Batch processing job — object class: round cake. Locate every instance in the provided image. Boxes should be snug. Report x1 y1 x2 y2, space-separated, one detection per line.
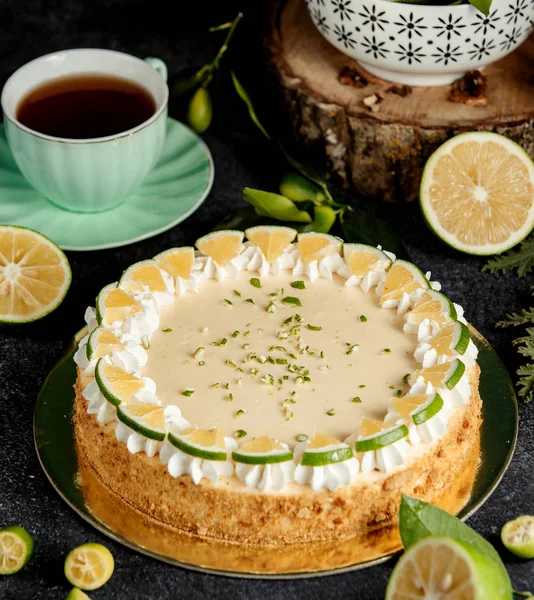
73 227 481 545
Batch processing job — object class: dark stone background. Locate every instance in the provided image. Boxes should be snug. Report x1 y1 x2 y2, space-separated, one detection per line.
0 1 533 598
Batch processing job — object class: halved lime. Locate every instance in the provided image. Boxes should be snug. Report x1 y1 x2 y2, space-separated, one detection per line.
232 436 293 464
386 536 512 599
393 393 445 426
95 283 141 326
343 243 392 277
0 225 71 324
64 543 114 591
380 260 430 305
0 526 33 574
117 404 166 441
355 421 409 453
86 327 125 361
420 131 534 256
119 260 168 293
66 589 91 600
406 289 457 325
168 428 228 461
501 515 534 559
429 322 471 357
95 358 144 407
411 358 466 390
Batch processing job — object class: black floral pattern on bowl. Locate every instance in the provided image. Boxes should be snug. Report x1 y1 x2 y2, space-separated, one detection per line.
306 0 534 70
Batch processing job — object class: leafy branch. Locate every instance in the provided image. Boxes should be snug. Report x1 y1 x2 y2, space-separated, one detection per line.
226 72 409 258
483 234 534 278
497 292 534 403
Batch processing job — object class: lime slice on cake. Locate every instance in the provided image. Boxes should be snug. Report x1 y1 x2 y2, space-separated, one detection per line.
420 132 534 256
232 436 293 464
355 418 409 452
117 404 166 441
95 283 141 326
154 247 195 280
427 322 471 357
95 359 144 407
355 417 408 452
0 526 33 575
245 225 297 262
386 536 512 599
195 230 244 267
343 244 392 277
501 515 534 559
392 393 445 426
119 260 168 293
406 290 457 326
411 358 466 390
169 428 228 461
297 232 342 264
301 433 353 466
86 327 125 361
0 225 71 323
379 260 430 305
64 543 114 591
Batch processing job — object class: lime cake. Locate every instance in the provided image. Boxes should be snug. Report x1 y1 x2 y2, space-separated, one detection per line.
73 228 481 544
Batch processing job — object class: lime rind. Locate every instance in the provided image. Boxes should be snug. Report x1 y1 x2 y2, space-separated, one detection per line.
232 449 293 465
65 589 92 600
501 516 534 559
0 525 33 575
411 393 444 426
85 326 101 361
95 282 119 326
116 405 166 441
95 358 142 407
445 358 466 390
168 432 228 462
301 445 353 467
453 322 471 355
408 289 458 323
355 424 409 453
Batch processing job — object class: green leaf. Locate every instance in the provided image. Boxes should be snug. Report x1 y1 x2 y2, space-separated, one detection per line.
341 213 410 260
467 0 492 14
483 234 534 278
243 188 312 223
231 72 271 140
399 495 512 594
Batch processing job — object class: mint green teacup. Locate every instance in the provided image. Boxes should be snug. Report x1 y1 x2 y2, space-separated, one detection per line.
1 49 168 213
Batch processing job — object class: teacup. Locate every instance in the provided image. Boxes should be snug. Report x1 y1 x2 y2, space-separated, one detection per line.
1 49 168 213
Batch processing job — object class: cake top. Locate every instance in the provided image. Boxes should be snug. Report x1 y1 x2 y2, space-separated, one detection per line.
75 227 478 492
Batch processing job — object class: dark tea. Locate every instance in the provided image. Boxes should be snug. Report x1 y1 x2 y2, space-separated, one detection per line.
16 74 156 139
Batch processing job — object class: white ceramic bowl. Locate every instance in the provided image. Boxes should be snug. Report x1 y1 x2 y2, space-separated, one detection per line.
306 0 534 85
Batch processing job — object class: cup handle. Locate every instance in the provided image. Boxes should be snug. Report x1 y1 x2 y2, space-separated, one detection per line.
144 57 168 82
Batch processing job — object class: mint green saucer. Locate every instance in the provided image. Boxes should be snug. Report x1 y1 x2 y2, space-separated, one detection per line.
0 118 214 251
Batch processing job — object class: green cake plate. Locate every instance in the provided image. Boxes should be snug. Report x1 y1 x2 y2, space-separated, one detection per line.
34 328 517 578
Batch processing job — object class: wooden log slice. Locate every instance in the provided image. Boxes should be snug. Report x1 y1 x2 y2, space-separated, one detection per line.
265 0 534 202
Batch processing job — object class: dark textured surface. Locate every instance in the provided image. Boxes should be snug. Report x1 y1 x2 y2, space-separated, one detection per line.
1 2 534 598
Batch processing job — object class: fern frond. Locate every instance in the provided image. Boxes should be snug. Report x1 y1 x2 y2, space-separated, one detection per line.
483 234 534 278
497 308 534 327
517 364 534 403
